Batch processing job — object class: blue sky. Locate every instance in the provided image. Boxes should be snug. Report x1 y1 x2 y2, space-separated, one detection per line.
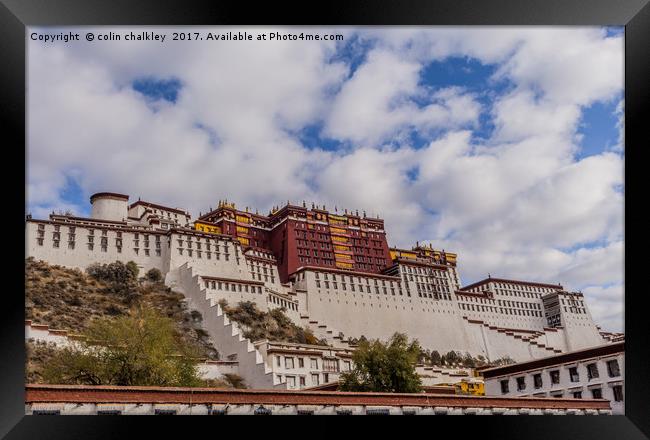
27 27 624 330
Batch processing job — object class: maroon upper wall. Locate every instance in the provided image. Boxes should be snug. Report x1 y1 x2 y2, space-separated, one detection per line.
198 203 393 283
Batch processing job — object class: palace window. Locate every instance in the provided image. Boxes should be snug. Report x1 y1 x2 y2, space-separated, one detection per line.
533 373 543 389
310 358 318 369
516 377 526 391
323 358 339 372
572 391 582 399
569 367 580 382
607 360 621 377
285 357 294 369
500 379 509 394
550 370 560 384
587 363 600 380
613 385 624 402
591 388 603 399
37 238 43 246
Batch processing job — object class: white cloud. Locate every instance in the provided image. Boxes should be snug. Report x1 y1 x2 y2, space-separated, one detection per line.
324 49 481 146
27 27 624 332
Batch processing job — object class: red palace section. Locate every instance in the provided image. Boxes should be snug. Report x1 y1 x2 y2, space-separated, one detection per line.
197 202 393 283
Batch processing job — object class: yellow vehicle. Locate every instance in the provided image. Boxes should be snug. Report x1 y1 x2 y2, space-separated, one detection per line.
454 379 485 396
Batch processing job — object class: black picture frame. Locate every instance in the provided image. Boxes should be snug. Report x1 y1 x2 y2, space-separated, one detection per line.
2 0 648 438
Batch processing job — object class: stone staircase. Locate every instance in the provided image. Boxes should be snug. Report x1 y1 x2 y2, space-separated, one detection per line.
462 316 563 360
173 263 286 389
298 314 354 350
599 330 625 343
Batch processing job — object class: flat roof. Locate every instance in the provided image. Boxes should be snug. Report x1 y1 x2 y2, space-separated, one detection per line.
129 200 189 216
290 265 400 281
461 277 564 291
480 341 625 378
89 192 129 201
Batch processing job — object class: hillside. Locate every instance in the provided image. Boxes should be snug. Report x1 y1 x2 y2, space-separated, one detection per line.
219 299 328 346
25 258 219 360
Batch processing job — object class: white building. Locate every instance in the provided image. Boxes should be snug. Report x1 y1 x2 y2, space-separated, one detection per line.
253 340 354 389
481 341 625 414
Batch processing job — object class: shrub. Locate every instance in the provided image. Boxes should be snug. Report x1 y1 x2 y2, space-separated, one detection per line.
86 261 135 285
42 305 204 387
145 268 163 282
126 261 139 279
223 373 247 389
222 301 327 346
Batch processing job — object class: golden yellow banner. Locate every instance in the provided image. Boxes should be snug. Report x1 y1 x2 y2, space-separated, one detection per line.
195 222 222 235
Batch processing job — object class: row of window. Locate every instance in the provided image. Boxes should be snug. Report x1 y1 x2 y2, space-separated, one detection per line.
204 279 263 294
177 248 231 261
37 236 164 257
296 241 332 250
38 225 164 241
315 280 413 297
459 303 543 317
492 283 556 293
276 355 351 372
268 295 298 311
500 359 622 394
524 386 623 401
298 248 334 258
176 239 224 251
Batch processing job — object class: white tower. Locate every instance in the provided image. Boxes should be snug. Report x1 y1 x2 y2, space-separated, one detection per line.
90 192 129 222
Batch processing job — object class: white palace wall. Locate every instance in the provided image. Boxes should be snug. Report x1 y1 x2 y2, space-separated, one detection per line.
26 221 167 275
296 270 481 356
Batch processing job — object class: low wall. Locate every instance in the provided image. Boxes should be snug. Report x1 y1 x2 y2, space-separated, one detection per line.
25 384 612 415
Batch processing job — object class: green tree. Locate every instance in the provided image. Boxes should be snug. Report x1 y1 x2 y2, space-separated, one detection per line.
489 356 516 367
430 350 442 366
339 332 423 393
43 305 203 387
462 353 476 368
417 348 431 365
145 268 163 282
126 261 139 280
444 350 460 366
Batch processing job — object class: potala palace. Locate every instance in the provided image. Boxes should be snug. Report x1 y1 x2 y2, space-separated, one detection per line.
25 192 622 390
